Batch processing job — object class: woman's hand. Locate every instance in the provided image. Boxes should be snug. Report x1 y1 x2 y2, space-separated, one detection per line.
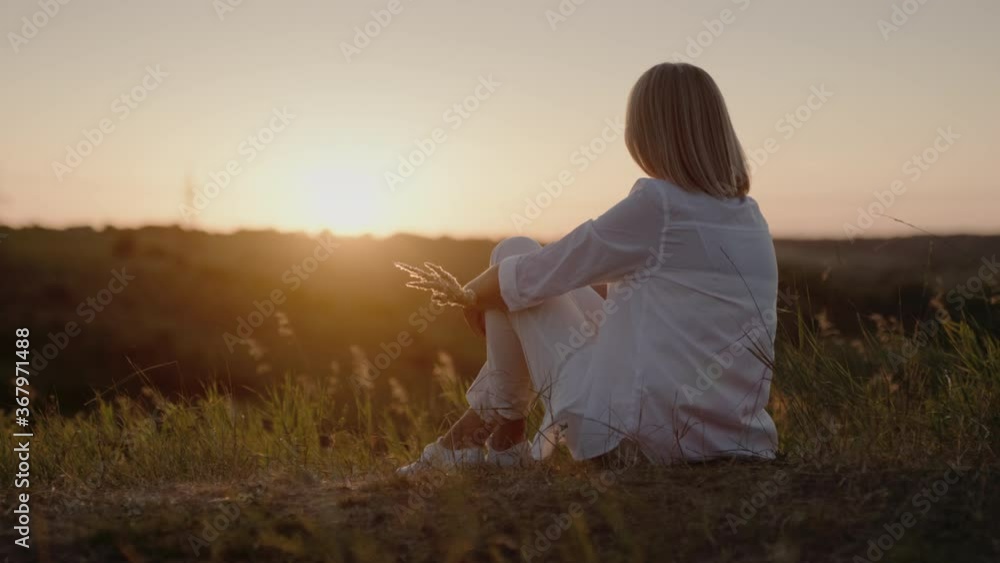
464 306 486 338
462 265 508 311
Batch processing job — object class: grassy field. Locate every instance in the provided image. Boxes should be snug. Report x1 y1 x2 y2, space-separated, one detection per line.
2 308 998 562
1 228 997 561
0 227 996 414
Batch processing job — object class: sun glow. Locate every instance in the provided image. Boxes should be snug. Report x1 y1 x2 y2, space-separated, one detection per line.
292 166 388 236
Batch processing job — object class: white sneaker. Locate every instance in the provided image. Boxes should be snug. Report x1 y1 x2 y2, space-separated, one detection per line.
486 439 533 468
396 438 485 475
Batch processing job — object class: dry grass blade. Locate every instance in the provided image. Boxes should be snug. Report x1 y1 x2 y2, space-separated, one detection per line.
394 261 475 307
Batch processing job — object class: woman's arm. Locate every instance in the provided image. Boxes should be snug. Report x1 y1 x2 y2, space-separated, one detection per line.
462 266 606 311
464 179 665 313
463 265 507 311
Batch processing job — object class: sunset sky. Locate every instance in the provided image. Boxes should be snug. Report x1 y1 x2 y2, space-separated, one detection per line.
1 0 997 240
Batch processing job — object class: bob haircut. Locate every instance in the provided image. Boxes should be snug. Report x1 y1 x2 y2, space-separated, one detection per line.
625 63 750 199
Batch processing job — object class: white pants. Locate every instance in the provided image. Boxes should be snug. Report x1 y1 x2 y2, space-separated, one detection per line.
465 237 606 437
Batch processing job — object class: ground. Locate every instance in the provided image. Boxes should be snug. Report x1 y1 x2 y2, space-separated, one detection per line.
3 460 997 563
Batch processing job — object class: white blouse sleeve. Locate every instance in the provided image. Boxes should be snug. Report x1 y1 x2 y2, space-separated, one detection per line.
498 179 667 312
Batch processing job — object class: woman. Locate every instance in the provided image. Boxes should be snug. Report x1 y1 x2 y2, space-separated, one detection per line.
399 62 779 473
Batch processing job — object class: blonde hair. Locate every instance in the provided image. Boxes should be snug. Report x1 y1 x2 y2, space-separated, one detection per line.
625 63 750 198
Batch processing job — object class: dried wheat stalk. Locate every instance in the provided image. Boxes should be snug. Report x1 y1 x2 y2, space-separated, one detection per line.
394 261 477 308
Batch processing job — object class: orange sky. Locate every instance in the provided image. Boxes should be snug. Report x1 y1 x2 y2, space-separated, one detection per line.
1 0 997 240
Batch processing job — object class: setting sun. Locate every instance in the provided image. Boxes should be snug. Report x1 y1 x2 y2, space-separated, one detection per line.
288 166 387 236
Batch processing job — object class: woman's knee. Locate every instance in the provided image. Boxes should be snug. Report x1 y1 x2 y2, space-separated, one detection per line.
490 236 542 266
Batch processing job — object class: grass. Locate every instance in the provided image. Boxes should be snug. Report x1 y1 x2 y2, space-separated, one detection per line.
1 310 998 562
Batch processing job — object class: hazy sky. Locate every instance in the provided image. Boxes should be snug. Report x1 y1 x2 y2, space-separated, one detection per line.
2 0 997 239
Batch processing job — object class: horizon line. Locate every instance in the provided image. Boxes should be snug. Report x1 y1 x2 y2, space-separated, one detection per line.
1 221 998 245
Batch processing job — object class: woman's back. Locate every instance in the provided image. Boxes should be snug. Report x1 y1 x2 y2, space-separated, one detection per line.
547 178 780 462
400 62 782 472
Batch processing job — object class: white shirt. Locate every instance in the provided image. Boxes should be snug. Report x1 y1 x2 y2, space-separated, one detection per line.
498 178 779 462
